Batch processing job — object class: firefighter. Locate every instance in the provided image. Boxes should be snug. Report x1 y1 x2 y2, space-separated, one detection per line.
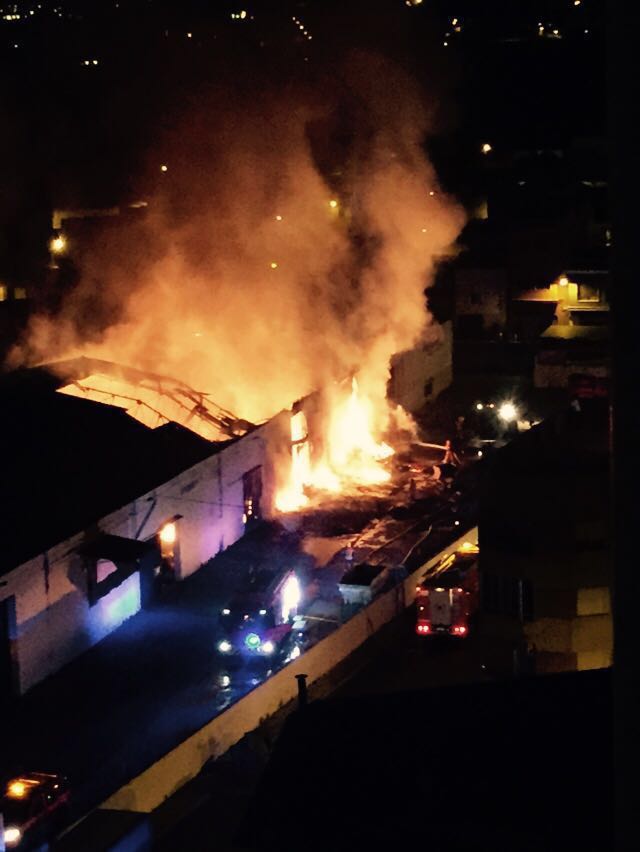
344 542 355 566
442 439 461 467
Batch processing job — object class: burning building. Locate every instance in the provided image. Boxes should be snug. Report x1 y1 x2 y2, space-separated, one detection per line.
0 316 454 697
0 359 291 695
1 55 468 695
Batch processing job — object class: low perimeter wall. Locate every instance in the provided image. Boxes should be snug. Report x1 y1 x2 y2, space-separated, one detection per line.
102 527 478 813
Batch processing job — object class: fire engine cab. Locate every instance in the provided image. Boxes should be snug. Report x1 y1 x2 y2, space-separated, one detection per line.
415 541 479 638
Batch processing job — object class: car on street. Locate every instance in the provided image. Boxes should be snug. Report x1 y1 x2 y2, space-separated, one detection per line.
1 772 70 849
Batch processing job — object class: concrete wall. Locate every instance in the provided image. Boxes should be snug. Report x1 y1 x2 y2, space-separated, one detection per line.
389 321 453 412
0 414 290 694
101 528 478 814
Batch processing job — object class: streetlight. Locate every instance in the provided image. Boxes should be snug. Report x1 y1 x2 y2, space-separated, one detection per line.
50 234 66 255
481 142 492 154
498 402 518 423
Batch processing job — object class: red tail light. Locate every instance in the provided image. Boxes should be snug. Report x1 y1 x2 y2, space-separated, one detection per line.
416 623 431 635
451 625 468 636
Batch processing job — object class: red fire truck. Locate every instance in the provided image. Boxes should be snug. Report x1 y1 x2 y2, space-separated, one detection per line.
415 541 480 638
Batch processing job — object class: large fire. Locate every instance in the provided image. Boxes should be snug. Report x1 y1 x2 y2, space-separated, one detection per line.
275 377 394 513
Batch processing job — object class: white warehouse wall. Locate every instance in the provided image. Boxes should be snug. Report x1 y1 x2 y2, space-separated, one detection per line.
0 412 290 694
389 321 453 413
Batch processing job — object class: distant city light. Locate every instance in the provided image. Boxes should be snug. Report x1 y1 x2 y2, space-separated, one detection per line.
558 275 569 286
270 261 278 269
429 190 435 196
160 164 168 172
481 142 492 154
275 215 283 221
574 0 581 5
476 403 484 411
421 228 427 233
187 32 192 38
329 199 338 209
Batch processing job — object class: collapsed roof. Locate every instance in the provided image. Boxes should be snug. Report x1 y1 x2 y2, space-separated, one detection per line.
53 356 254 442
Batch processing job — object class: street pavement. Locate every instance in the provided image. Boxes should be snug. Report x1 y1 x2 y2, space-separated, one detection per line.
0 524 311 822
143 578 525 850
1 458 479 848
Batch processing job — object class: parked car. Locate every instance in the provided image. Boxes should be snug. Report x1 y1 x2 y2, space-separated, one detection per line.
1 772 70 849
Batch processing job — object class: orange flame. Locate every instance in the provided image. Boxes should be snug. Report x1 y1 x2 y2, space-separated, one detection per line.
275 377 394 512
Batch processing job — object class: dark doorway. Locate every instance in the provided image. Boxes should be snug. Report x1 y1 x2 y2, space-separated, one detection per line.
243 466 263 531
0 595 18 701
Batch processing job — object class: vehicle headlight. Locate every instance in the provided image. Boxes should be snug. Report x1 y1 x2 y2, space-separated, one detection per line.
221 608 230 616
217 639 232 653
260 640 275 654
4 826 22 847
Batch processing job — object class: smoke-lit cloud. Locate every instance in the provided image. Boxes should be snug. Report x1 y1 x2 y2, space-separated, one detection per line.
10 51 465 423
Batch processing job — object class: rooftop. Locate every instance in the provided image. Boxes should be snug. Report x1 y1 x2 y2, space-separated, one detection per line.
541 324 609 341
240 668 612 851
0 363 228 575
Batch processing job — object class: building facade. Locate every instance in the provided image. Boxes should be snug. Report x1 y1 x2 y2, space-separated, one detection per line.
0 379 289 695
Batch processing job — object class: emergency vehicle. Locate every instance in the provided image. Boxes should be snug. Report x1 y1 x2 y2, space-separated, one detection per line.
216 567 302 662
415 541 479 638
1 773 70 849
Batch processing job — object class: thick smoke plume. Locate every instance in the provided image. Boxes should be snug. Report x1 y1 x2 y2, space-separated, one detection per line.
12 52 465 424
